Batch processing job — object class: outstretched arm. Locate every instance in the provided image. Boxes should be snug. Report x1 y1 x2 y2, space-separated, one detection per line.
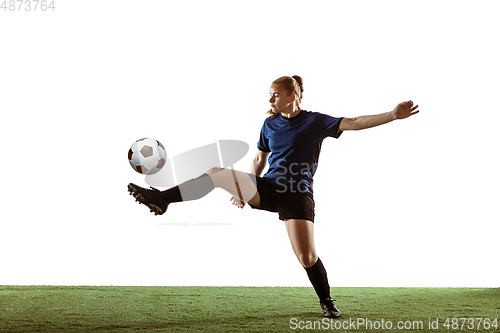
339 100 419 131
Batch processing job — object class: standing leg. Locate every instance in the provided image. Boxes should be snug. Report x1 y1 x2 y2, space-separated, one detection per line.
284 219 340 318
284 219 318 268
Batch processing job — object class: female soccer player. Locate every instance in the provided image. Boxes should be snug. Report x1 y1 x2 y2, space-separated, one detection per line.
128 75 419 318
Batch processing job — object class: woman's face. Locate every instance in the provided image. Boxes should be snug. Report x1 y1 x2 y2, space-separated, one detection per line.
269 84 294 114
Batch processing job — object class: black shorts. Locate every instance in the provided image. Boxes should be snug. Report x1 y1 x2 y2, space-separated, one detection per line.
249 176 315 222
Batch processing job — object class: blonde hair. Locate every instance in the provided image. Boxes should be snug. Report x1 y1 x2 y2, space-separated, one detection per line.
267 75 304 117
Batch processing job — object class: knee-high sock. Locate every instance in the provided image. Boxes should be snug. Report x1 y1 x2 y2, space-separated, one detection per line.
304 257 331 301
160 173 215 203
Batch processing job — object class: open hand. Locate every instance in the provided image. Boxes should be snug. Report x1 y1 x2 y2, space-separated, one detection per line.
393 100 419 120
230 196 245 209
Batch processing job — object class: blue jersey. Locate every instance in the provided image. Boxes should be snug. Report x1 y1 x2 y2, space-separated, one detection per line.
257 110 343 194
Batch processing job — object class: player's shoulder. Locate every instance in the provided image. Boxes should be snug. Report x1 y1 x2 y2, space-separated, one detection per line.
301 110 327 122
307 110 342 120
260 114 276 133
304 109 325 116
302 109 327 119
263 113 280 126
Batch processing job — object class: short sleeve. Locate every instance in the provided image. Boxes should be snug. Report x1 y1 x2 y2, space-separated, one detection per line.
257 122 271 152
316 113 344 139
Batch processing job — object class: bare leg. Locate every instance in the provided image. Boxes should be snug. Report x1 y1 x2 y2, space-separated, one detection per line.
285 219 332 304
206 167 260 206
130 168 260 215
284 219 318 268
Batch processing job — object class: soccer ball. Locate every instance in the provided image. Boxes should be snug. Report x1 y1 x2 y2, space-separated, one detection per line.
128 138 166 175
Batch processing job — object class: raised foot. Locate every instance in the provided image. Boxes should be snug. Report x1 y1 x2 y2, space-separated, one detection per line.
127 183 168 216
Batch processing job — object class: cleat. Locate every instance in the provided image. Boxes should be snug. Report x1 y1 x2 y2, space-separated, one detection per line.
320 299 341 319
127 183 169 215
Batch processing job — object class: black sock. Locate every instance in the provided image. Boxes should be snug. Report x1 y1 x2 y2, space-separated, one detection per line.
304 257 331 301
160 173 215 203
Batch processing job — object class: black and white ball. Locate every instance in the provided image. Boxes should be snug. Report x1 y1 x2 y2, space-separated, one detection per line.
128 138 166 175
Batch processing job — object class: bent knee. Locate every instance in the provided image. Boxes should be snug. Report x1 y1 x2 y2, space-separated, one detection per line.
297 253 318 268
206 167 224 175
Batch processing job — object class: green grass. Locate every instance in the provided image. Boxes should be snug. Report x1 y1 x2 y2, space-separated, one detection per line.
0 286 498 332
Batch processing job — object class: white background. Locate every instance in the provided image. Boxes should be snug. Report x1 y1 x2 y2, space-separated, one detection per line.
1 1 498 287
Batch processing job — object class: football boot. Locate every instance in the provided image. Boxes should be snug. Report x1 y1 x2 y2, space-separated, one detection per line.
127 183 168 215
320 298 341 318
